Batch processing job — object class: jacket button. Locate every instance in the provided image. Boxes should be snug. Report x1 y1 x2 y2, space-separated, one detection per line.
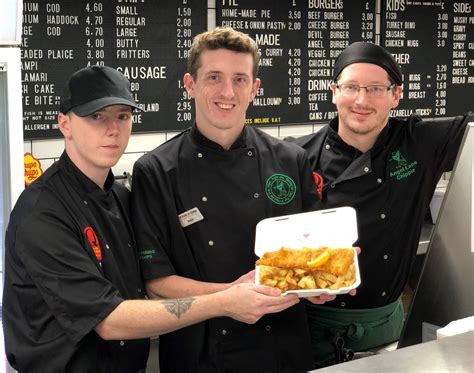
248 150 253 156
325 144 331 150
254 193 260 198
120 340 125 346
380 213 386 219
222 329 227 335
208 241 214 246
364 167 370 172
383 254 388 260
202 196 208 202
265 325 271 331
197 153 203 158
341 302 346 307
330 183 335 188
377 178 382 183
382 291 386 297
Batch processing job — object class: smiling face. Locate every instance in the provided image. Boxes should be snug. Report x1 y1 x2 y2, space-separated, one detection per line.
183 48 260 145
58 105 133 186
331 63 402 149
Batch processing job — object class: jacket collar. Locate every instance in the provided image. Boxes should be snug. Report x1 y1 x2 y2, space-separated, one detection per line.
327 117 390 156
58 151 115 199
190 123 247 150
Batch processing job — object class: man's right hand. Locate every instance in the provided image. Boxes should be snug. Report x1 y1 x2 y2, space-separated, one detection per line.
218 283 300 324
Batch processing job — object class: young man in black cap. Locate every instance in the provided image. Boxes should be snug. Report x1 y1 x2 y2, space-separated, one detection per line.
130 27 342 373
288 41 472 366
2 65 305 373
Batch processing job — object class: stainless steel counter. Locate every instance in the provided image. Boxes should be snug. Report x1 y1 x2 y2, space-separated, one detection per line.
313 331 474 373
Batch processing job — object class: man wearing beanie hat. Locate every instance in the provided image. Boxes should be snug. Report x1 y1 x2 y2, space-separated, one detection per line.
288 42 472 367
3 65 305 373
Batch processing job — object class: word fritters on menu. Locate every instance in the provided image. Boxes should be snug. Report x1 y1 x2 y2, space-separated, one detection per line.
217 0 376 127
383 0 473 118
21 0 207 139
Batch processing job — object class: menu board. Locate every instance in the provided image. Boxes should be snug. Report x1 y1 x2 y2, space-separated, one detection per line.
381 0 473 118
217 0 377 126
21 0 206 139
21 0 473 139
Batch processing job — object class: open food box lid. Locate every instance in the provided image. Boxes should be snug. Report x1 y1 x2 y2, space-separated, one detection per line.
255 206 360 297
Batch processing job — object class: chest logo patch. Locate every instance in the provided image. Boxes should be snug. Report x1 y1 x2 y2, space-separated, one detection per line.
265 173 296 205
84 227 102 263
312 172 324 199
389 150 417 181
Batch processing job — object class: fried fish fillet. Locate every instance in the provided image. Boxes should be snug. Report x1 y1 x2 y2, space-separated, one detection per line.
256 247 354 276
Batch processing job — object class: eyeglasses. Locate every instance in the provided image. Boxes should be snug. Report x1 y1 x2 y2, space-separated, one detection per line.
335 83 396 98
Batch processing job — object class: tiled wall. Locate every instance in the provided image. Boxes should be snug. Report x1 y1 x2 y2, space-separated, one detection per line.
24 123 326 175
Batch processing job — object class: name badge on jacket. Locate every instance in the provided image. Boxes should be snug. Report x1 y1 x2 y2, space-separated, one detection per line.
178 207 204 228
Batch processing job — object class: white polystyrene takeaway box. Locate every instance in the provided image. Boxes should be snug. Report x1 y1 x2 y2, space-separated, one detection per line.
255 207 361 297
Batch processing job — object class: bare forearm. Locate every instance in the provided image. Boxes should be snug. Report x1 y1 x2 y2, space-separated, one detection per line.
95 283 300 341
96 295 222 340
146 275 230 298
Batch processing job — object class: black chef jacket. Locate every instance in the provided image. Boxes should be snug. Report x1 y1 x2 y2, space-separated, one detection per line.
290 113 471 309
131 124 319 373
2 152 149 373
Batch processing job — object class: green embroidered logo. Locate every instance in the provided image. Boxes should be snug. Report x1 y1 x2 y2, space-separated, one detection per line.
139 249 155 261
265 173 296 205
391 150 407 167
389 150 417 181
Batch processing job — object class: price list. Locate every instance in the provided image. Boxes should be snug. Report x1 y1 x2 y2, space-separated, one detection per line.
21 0 206 139
217 0 376 126
382 0 473 118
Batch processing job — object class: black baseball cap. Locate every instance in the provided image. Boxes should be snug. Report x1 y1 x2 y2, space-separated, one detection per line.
332 42 403 85
60 65 141 116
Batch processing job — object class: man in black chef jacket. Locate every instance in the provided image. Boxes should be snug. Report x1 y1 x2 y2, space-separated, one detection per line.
2 65 306 373
130 27 338 372
287 41 473 366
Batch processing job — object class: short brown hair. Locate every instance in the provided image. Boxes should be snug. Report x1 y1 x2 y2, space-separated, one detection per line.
187 27 260 80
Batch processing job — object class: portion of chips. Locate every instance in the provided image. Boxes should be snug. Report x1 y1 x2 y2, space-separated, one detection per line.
258 264 356 292
257 247 356 292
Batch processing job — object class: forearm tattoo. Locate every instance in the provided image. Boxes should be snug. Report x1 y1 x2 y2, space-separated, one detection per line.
162 298 195 318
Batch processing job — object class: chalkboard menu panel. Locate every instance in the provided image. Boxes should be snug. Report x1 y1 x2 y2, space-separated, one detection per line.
21 0 206 139
381 0 473 118
217 0 376 127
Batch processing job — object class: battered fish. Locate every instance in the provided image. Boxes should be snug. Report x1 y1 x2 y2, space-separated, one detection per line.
256 247 354 276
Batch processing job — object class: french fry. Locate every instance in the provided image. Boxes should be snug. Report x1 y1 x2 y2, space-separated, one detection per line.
315 275 328 289
298 275 316 289
345 264 355 281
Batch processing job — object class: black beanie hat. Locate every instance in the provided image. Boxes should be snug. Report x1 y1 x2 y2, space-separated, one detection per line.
332 42 403 85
